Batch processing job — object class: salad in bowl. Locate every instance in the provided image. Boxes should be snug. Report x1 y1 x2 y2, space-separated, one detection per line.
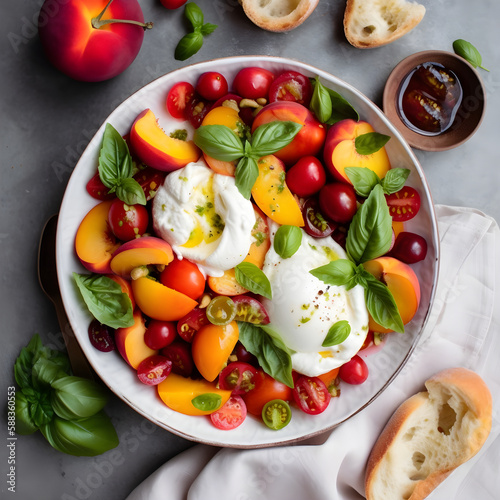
57 56 439 447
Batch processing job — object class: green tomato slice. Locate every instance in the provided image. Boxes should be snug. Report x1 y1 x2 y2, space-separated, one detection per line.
206 296 236 326
261 399 292 430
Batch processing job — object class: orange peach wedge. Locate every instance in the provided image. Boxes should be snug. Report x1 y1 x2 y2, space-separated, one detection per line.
110 236 174 278
75 200 120 274
363 256 421 334
129 109 200 172
323 119 391 184
115 309 158 369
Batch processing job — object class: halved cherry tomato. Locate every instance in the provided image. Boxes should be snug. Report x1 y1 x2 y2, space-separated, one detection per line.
231 342 258 366
196 72 229 101
86 172 114 201
177 307 209 342
339 355 369 385
242 370 293 416
88 319 115 352
137 355 172 386
144 320 177 350
218 362 259 395
268 70 313 106
161 340 194 377
302 198 335 238
185 93 212 128
232 295 270 324
210 395 247 430
292 375 331 415
206 296 237 326
166 81 195 119
286 156 326 197
134 166 166 201
385 186 421 222
232 67 274 99
262 399 292 430
108 200 149 241
160 257 206 300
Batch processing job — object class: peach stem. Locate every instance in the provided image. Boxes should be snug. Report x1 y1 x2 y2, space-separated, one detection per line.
92 0 153 31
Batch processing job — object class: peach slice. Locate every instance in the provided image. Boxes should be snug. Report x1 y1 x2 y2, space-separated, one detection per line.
110 236 174 278
105 274 136 310
131 277 197 321
115 309 158 369
363 256 421 334
75 200 120 274
129 109 201 172
323 119 391 184
251 155 304 226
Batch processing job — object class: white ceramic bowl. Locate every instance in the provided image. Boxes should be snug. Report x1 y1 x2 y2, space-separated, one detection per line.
56 56 439 448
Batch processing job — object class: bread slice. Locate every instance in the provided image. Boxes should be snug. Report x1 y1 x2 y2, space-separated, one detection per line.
344 0 425 48
239 0 319 32
365 368 492 500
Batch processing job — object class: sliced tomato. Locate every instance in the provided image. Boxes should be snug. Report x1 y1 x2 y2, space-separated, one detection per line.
268 70 313 106
210 395 247 430
86 172 114 201
262 399 292 430
166 81 195 119
232 295 270 324
302 198 336 238
160 340 194 377
134 166 166 201
176 307 209 342
292 375 331 415
185 93 212 128
136 355 172 386
218 362 259 395
385 186 421 222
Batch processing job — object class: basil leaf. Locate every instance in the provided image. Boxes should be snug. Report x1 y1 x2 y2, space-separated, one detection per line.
326 89 359 124
191 393 222 412
51 376 108 420
73 273 134 329
41 412 119 457
346 184 393 264
235 262 272 299
310 77 332 123
32 358 66 388
322 320 351 347
274 225 302 259
235 156 259 200
453 39 489 71
345 167 380 198
381 168 410 195
250 121 302 158
115 177 147 206
185 2 204 28
200 23 217 36
98 123 132 189
362 271 404 332
355 132 391 155
15 392 39 435
193 124 244 161
29 390 54 427
175 31 203 61
238 322 294 388
310 259 357 289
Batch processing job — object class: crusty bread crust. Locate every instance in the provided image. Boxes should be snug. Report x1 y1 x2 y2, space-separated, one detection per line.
365 368 492 500
344 0 425 48
239 0 319 32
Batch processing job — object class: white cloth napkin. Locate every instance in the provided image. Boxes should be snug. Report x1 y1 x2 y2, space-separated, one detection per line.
126 205 500 500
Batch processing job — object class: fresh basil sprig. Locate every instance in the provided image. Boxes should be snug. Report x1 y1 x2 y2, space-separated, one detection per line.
274 225 302 259
453 39 489 71
235 262 272 299
98 123 146 206
175 3 217 61
73 273 134 329
355 132 391 155
345 167 410 197
194 121 302 199
322 320 351 347
238 322 294 388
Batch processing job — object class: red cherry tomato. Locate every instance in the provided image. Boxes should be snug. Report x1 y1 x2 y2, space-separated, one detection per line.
286 156 326 197
210 395 247 430
231 342 258 366
301 198 336 238
385 186 421 222
88 319 115 352
292 375 331 415
196 72 229 101
268 70 313 106
339 355 369 385
160 258 206 300
160 340 194 377
232 67 275 99
185 94 212 128
144 320 177 350
242 370 292 416
160 0 187 9
136 355 172 386
218 362 259 395
176 307 209 342
319 182 358 224
166 81 195 119
133 166 166 201
390 231 428 264
108 200 149 241
86 172 116 201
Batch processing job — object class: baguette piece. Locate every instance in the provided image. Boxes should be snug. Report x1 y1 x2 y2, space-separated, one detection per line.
365 368 492 500
239 0 319 32
344 0 425 48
